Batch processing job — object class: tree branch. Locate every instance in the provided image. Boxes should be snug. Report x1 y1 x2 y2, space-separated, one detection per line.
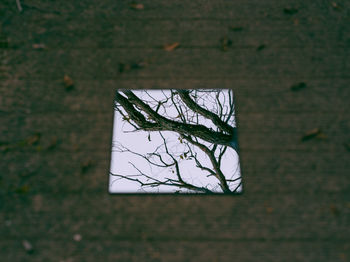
116 90 236 147
177 90 235 135
181 134 231 193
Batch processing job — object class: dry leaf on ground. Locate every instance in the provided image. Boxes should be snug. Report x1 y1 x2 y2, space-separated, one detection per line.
301 128 327 141
164 42 180 51
32 43 46 50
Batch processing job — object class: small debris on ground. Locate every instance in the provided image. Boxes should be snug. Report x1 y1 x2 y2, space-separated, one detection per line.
81 159 94 174
63 75 74 91
163 42 180 51
32 43 46 50
220 36 232 51
22 240 34 254
73 234 82 242
119 61 147 73
256 44 266 51
26 133 41 146
130 3 144 10
284 7 298 15
301 128 327 141
290 82 307 91
266 207 273 213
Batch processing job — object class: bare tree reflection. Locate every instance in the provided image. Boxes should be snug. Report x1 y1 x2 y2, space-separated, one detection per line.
110 89 241 194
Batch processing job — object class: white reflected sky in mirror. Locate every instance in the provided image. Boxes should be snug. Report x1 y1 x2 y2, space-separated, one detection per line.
109 89 242 194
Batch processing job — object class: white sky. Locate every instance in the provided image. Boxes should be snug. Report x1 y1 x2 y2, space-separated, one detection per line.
109 89 242 194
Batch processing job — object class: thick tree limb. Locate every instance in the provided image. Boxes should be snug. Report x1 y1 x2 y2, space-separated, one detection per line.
116 90 236 147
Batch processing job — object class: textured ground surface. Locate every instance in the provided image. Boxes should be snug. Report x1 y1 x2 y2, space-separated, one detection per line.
1 0 349 261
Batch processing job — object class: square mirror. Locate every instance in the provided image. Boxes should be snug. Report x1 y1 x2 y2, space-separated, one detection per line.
109 89 242 194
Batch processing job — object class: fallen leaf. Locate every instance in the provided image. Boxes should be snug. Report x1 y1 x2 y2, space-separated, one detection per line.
266 207 273 213
22 240 34 254
256 44 266 51
130 3 144 10
220 36 232 51
229 26 243 32
291 82 307 91
26 133 41 146
164 42 180 51
63 75 74 91
301 128 327 141
32 43 46 50
284 7 298 15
